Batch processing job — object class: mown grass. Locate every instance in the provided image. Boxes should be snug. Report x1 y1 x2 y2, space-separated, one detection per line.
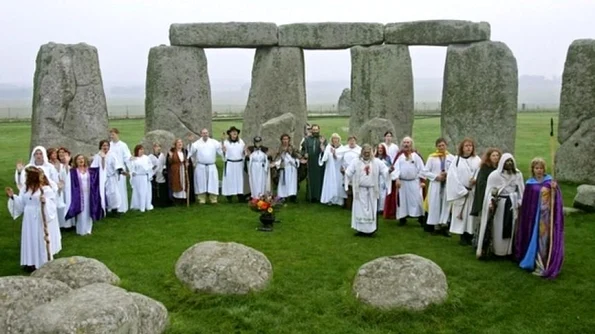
0 114 593 334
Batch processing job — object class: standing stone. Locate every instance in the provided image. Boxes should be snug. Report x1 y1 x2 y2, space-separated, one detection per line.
169 22 278 48
349 45 414 140
441 41 518 155
357 118 396 146
145 45 212 140
337 88 351 115
385 20 490 46
141 130 176 154
31 42 108 155
243 47 307 148
556 39 595 184
259 112 297 157
573 184 595 213
278 22 384 49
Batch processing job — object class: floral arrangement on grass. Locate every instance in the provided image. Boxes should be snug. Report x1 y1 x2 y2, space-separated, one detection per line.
249 193 285 215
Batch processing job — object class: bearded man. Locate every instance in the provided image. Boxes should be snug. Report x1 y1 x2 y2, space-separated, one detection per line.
300 124 327 202
476 153 525 259
344 144 391 236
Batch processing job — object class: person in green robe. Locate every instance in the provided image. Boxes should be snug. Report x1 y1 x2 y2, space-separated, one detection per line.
300 124 327 202
470 147 502 247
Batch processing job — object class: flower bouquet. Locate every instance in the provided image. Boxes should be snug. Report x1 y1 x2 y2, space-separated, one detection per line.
249 193 284 231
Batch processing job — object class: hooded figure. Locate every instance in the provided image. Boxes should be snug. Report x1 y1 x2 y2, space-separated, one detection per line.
476 153 525 259
246 136 271 199
15 146 60 193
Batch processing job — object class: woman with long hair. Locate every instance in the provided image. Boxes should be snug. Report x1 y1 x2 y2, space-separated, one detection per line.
65 154 103 235
6 166 59 271
375 143 392 213
319 133 345 206
166 138 194 206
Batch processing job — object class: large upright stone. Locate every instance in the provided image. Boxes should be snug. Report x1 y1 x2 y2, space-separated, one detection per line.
384 20 490 46
169 22 278 47
349 45 414 140
441 41 518 155
145 45 212 139
31 42 108 155
260 113 297 157
278 23 384 49
357 118 396 146
556 39 595 184
337 88 351 115
243 47 307 148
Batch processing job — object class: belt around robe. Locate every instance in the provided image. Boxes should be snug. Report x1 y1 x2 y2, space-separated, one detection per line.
224 159 243 176
399 178 417 181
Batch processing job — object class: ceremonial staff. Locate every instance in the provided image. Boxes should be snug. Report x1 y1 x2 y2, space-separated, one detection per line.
185 161 190 207
547 118 556 268
39 186 52 262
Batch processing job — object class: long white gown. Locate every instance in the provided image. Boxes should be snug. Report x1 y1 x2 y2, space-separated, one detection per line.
72 170 93 236
15 146 60 193
319 144 346 206
8 185 60 268
345 157 391 233
91 152 121 215
422 153 455 226
391 152 425 219
248 149 270 198
109 140 131 213
221 139 246 196
275 152 299 198
189 138 223 195
476 153 525 257
446 155 482 235
130 155 154 212
56 163 75 228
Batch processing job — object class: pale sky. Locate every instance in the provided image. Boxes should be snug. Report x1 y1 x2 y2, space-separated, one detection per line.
1 0 593 87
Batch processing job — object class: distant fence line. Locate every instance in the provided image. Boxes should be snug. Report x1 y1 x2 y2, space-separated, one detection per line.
0 102 559 122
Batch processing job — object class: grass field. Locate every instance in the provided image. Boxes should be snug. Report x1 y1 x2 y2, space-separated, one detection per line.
1 114 593 334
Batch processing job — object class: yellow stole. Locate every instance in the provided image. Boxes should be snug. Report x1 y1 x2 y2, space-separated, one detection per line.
423 150 450 211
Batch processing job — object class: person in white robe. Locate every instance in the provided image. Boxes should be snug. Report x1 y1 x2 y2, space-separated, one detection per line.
189 128 223 204
57 148 75 227
319 133 346 206
6 167 59 271
149 143 171 207
109 128 131 213
421 138 455 235
380 131 399 163
476 153 525 259
275 134 300 200
15 146 60 192
129 145 154 212
446 138 482 244
337 136 362 210
246 136 271 199
344 144 391 236
391 136 426 226
91 140 123 216
221 126 246 202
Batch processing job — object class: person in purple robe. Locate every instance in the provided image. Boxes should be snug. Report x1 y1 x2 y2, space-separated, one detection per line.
516 157 564 279
66 154 104 235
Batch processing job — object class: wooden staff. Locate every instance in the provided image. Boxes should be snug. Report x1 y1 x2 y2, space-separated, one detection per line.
39 187 51 262
546 118 556 269
185 162 190 207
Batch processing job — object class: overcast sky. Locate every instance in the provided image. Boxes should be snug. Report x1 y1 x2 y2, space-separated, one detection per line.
1 0 593 87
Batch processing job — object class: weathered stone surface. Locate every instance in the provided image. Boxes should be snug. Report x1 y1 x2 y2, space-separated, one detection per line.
278 22 384 49
357 118 396 146
141 129 176 154
169 22 278 47
385 20 490 45
337 88 351 115
129 292 169 334
0 276 72 333
13 283 140 333
31 256 120 289
441 41 518 155
243 47 307 148
349 45 414 141
175 241 273 295
556 39 595 184
260 113 297 157
353 254 448 310
30 42 109 156
573 184 595 213
145 45 212 140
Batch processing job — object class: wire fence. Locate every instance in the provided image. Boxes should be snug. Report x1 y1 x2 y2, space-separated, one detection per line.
0 102 559 122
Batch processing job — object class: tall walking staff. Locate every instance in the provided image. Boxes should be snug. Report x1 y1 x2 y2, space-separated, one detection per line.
185 160 190 207
39 187 52 262
547 118 556 268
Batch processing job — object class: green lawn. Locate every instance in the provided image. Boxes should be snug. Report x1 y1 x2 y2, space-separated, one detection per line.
1 114 593 334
